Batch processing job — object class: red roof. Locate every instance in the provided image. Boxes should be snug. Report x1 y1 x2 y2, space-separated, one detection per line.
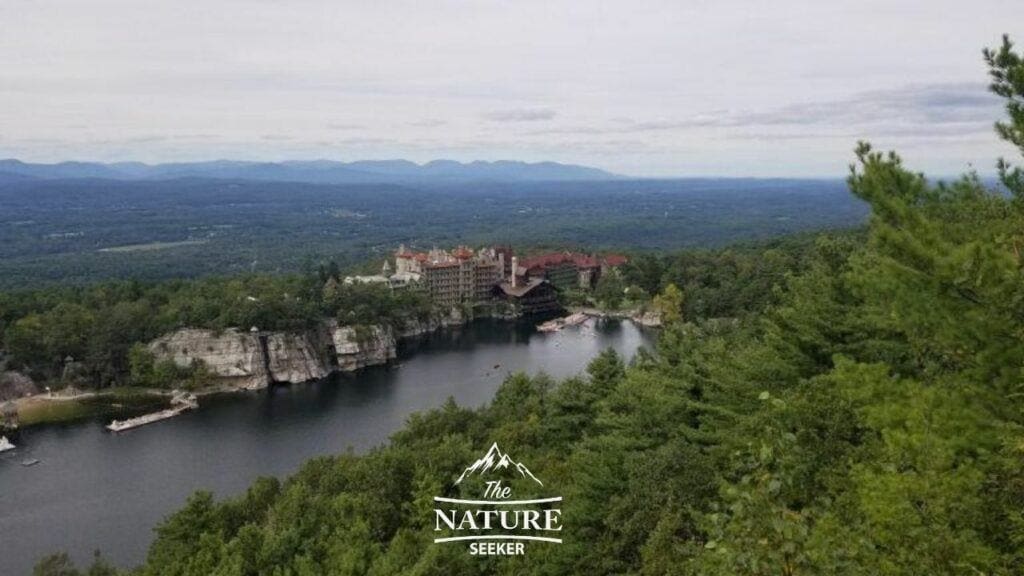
519 252 602 271
518 252 572 270
572 254 598 268
602 254 627 267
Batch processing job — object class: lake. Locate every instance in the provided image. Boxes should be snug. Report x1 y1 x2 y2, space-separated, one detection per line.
0 318 654 574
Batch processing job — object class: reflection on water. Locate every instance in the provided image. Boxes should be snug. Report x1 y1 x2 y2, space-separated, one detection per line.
0 318 653 574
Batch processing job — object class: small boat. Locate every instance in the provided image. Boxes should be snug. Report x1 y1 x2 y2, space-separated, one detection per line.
493 364 501 369
21 458 40 467
0 436 14 453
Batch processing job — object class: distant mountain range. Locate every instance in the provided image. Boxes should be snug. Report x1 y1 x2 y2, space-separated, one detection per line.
0 158 620 184
455 443 544 486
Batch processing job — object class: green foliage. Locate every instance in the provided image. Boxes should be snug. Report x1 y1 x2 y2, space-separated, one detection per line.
127 344 192 389
985 34 1024 197
1 272 433 391
593 269 627 309
33 552 116 576
620 232 835 320
651 283 684 323
323 280 433 327
32 34 1024 576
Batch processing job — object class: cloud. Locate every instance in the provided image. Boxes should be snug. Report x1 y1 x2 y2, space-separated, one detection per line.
121 135 169 144
482 108 557 122
408 119 447 128
737 83 1000 128
1 0 1019 176
326 123 364 131
527 83 1003 139
171 134 220 141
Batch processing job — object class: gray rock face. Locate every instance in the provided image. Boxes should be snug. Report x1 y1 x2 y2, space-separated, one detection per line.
149 328 268 389
632 311 663 328
265 333 328 383
149 320 422 389
397 308 464 339
328 324 396 371
0 371 39 402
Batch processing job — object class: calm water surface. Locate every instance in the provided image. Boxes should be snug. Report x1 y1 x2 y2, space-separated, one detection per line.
0 318 653 574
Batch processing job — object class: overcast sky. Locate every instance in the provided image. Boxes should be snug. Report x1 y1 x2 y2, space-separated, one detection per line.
1 0 1022 177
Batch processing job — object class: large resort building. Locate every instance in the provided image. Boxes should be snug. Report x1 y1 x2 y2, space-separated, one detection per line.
392 245 504 308
513 251 628 291
344 245 626 315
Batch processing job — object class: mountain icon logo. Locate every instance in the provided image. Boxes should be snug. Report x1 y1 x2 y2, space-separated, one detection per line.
455 442 543 486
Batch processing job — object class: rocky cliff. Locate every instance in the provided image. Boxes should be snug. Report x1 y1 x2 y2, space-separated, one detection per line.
265 332 328 383
149 328 270 390
148 318 446 389
328 323 396 371
396 308 464 339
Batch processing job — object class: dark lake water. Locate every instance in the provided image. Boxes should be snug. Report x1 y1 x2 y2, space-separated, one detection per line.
0 318 654 575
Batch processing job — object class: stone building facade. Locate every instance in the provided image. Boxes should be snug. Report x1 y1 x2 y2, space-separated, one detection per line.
394 245 504 308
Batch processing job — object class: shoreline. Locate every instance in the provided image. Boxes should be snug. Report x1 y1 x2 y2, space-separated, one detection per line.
4 316 508 429
5 315 476 430
568 306 662 327
6 314 658 430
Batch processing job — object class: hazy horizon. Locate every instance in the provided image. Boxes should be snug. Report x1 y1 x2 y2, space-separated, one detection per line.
0 156 1001 182
3 1 1023 177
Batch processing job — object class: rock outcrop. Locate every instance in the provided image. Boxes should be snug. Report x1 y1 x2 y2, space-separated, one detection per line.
0 371 39 402
328 324 396 371
396 308 465 339
632 311 663 328
149 328 269 389
149 318 437 389
266 333 328 383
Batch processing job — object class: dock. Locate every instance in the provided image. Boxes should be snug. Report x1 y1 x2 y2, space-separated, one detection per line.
106 392 198 432
536 312 589 333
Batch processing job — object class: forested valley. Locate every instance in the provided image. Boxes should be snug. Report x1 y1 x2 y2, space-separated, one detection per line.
0 176 863 290
28 36 1024 576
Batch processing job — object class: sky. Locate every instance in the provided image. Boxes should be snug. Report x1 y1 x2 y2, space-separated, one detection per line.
1 0 1022 177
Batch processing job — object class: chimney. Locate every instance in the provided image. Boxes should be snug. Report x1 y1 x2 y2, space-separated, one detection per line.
511 256 518 288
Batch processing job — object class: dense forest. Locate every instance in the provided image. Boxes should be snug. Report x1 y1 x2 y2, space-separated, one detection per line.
29 36 1024 576
0 270 435 391
0 176 863 290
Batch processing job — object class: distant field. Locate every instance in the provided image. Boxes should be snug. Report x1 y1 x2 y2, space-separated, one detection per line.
0 177 867 289
98 240 209 253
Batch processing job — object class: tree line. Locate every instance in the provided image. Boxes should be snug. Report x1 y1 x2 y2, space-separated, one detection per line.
1 270 432 391
31 35 1024 576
